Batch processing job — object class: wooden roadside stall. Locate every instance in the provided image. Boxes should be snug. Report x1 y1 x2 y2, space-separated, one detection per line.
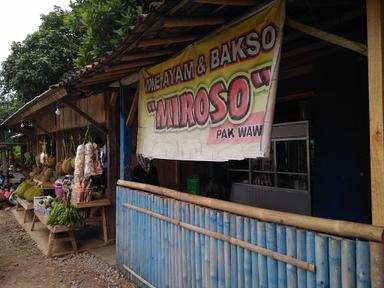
1 87 114 244
2 0 384 285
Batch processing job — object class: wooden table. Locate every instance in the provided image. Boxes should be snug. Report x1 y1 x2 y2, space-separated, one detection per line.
74 198 111 244
9 178 22 184
16 197 33 223
31 210 78 257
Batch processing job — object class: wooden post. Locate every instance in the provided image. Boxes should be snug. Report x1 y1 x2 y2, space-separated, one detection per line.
106 91 118 241
367 0 384 286
120 87 131 180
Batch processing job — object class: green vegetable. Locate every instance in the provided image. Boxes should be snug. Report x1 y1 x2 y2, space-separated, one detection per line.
47 202 81 228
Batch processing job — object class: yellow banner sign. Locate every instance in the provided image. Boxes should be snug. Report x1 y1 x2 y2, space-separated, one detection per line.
138 0 285 161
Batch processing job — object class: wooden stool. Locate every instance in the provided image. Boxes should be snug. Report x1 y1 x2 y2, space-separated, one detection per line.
16 197 34 223
31 210 78 257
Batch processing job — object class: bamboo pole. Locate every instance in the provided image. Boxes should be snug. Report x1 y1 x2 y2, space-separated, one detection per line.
123 202 315 272
117 180 384 242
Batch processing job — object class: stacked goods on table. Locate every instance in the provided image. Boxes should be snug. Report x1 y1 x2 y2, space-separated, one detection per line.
15 179 43 202
72 142 104 203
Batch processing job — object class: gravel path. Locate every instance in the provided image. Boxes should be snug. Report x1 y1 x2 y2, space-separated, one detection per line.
0 209 135 288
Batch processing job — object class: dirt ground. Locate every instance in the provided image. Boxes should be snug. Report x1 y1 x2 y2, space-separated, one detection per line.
0 209 135 288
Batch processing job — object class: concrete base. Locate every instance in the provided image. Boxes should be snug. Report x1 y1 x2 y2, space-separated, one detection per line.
11 208 116 265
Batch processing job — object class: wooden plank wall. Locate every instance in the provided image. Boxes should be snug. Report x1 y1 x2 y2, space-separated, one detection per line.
34 93 106 134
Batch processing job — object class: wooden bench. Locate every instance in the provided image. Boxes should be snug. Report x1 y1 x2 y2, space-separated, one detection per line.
16 197 34 223
31 210 78 257
74 198 111 244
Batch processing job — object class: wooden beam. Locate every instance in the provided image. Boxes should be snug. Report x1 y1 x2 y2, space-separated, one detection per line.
126 88 139 127
168 0 191 14
279 64 313 80
286 18 367 56
367 0 384 286
194 0 255 5
63 101 107 134
110 91 118 107
109 72 140 88
276 91 313 103
120 50 175 62
163 17 226 28
105 59 158 73
9 88 67 126
137 35 198 48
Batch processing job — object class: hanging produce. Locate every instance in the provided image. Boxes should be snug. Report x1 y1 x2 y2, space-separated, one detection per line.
93 143 103 175
74 144 85 180
40 142 48 165
84 142 95 178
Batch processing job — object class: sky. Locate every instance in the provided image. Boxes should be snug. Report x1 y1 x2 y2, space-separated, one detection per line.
0 0 70 63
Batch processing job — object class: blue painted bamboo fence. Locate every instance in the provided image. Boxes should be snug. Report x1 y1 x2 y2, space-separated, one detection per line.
116 186 376 288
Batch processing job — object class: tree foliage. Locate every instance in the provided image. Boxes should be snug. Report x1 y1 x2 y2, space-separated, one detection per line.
0 7 81 105
0 2 147 121
65 0 144 68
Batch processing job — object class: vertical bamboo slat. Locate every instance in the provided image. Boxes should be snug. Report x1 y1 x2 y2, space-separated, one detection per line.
210 210 218 288
257 222 268 287
250 219 260 288
243 218 252 288
277 225 287 288
315 234 329 288
230 215 238 288
236 216 245 288
266 223 278 288
341 239 356 288
329 238 342 288
356 240 370 288
223 212 231 288
297 229 307 288
306 231 316 288
195 206 202 288
287 226 298 288
217 212 225 288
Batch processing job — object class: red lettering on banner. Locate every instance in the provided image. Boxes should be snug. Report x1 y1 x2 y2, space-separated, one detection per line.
149 66 271 131
209 81 227 124
194 88 210 126
180 93 196 128
228 77 251 121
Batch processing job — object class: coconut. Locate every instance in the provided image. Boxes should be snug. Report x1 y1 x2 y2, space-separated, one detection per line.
62 158 73 174
42 175 50 183
32 166 41 174
71 157 76 169
55 161 63 175
49 176 56 183
47 156 55 168
44 168 53 178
